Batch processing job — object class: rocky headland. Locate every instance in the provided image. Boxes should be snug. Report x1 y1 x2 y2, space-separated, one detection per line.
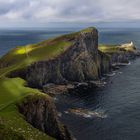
12 27 139 95
0 27 139 140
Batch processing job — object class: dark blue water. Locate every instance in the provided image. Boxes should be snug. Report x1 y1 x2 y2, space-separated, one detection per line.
56 62 140 140
55 28 140 140
0 28 77 56
1 28 140 56
99 28 140 48
1 27 140 140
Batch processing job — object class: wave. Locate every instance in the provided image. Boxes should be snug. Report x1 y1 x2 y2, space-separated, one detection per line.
65 108 108 119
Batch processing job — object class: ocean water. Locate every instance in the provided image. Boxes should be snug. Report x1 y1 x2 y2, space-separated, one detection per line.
1 27 140 140
0 28 76 56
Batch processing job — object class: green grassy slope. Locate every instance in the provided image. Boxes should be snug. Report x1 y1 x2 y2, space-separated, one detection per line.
0 40 72 76
99 44 136 54
99 44 119 53
0 77 54 140
2 27 131 140
0 27 97 139
0 27 96 71
0 27 136 139
0 27 80 140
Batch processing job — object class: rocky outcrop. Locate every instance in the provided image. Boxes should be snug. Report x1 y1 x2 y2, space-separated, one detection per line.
43 81 106 96
110 51 136 65
11 28 139 91
8 28 140 140
9 29 139 90
107 42 140 67
21 28 110 88
18 94 73 140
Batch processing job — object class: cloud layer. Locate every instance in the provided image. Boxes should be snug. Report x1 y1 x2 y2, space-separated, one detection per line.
0 0 140 26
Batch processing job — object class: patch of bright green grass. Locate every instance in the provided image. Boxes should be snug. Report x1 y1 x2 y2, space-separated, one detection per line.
0 77 38 109
99 44 136 54
0 40 72 71
0 27 96 71
80 27 96 33
99 44 120 53
0 77 54 140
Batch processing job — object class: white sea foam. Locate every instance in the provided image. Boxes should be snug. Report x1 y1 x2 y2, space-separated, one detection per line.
87 110 108 119
118 71 123 74
65 108 108 119
58 112 62 117
105 72 116 77
53 97 58 101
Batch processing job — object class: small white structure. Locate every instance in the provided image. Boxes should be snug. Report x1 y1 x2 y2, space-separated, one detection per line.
121 41 134 48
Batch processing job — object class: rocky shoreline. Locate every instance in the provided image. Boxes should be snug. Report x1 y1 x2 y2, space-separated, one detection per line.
6 27 140 140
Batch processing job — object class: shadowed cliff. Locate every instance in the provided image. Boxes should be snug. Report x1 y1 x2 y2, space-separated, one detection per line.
0 27 139 140
8 27 111 88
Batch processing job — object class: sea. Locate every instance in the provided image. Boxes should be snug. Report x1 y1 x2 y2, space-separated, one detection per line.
1 27 140 140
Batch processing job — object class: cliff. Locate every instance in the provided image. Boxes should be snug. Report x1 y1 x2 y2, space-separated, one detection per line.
18 94 73 140
9 27 110 88
14 28 138 89
99 42 140 67
0 27 139 140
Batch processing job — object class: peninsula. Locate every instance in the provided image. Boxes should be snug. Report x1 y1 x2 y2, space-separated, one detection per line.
0 27 139 140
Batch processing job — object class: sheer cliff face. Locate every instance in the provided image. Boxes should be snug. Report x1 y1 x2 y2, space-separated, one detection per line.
18 95 73 140
26 28 110 88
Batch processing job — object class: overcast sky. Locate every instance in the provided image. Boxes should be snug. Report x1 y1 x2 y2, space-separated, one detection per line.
0 0 140 28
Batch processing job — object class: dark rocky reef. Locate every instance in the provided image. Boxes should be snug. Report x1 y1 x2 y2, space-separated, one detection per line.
18 94 73 140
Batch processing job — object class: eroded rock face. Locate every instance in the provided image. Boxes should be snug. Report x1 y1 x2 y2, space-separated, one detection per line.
7 28 140 140
25 28 110 88
18 95 73 140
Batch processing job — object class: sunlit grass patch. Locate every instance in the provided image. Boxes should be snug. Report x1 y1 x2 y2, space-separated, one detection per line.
99 44 119 53
0 76 54 139
0 40 72 72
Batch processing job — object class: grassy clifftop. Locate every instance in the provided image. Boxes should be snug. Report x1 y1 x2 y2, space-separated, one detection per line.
0 77 54 140
0 27 96 73
99 42 136 54
0 27 136 140
0 27 96 140
0 39 71 77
